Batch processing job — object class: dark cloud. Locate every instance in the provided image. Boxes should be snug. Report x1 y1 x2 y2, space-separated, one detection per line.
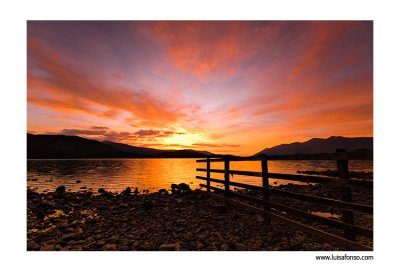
61 128 107 136
91 126 109 130
133 129 185 138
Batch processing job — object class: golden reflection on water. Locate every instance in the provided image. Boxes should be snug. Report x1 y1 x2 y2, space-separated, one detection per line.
27 158 372 193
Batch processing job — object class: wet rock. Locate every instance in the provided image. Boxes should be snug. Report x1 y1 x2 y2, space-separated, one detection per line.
234 243 247 251
220 243 230 251
171 184 179 193
96 240 106 247
121 187 131 196
159 242 180 251
102 243 118 250
141 242 152 250
178 183 191 191
55 186 66 195
80 187 86 190
27 240 40 250
295 235 305 244
158 189 168 195
60 233 76 243
98 188 106 195
76 180 82 184
40 244 54 251
171 183 191 194
54 244 63 251
196 242 205 250
120 245 129 251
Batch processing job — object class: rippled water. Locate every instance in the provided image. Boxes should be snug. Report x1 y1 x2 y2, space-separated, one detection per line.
27 158 373 193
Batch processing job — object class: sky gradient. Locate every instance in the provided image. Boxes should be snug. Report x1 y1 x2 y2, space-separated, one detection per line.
27 21 373 155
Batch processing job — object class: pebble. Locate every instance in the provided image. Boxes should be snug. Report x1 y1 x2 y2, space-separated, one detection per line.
235 243 247 251
40 244 54 251
27 240 40 250
254 214 264 223
27 184 370 252
102 243 118 250
220 243 230 251
159 242 180 251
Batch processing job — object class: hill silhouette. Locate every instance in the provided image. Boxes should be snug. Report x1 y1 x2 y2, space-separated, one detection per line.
255 136 372 156
27 134 216 159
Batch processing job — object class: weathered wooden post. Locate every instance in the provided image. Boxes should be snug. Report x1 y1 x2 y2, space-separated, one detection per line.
224 156 230 203
336 148 355 241
261 154 271 225
206 157 211 192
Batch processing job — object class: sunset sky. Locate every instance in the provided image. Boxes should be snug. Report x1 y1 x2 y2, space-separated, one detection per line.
27 21 373 156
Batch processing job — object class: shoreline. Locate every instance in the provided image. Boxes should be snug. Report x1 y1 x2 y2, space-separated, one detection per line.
27 183 372 251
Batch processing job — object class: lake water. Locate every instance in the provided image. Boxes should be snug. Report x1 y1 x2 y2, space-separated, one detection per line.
27 158 373 194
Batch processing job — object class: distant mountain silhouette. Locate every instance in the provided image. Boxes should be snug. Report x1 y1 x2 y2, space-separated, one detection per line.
103 141 214 157
27 134 217 159
255 136 373 156
102 141 161 156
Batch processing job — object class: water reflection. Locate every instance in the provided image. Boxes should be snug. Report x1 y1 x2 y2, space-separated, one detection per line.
28 158 373 193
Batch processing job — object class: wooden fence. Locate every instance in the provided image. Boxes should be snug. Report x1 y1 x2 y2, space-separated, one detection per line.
195 149 373 251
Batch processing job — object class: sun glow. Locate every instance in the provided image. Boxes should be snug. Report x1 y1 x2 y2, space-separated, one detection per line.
163 132 209 149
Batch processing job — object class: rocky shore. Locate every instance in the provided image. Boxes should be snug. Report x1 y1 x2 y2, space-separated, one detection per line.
27 183 373 251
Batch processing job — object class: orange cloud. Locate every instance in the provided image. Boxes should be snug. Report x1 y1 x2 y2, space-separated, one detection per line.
28 37 183 125
141 21 255 78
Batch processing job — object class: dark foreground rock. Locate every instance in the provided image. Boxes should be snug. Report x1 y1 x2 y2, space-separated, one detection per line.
27 183 372 251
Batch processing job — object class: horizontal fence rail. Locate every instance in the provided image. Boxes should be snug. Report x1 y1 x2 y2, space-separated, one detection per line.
195 149 373 251
196 168 373 188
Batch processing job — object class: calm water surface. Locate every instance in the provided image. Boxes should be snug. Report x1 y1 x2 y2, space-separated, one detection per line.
27 158 373 193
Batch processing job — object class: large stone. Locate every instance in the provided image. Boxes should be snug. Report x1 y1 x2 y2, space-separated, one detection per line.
121 187 131 196
178 183 191 191
55 186 66 195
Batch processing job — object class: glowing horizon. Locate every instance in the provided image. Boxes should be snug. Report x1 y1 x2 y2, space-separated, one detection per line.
27 21 373 156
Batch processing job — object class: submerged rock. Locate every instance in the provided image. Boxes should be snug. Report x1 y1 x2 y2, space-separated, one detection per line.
55 186 66 195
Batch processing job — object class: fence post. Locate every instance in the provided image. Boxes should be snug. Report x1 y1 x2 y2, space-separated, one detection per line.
336 148 356 241
206 157 211 192
261 154 271 225
224 156 230 204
